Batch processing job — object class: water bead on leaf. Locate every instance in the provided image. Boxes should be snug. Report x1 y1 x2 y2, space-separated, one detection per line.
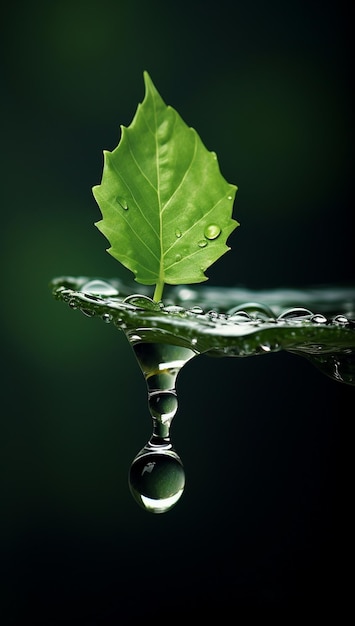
204 224 221 240
116 196 128 210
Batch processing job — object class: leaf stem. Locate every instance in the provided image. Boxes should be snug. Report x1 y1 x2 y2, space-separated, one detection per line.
153 280 164 303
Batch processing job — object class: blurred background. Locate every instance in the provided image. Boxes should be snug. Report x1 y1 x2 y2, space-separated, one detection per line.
0 0 353 621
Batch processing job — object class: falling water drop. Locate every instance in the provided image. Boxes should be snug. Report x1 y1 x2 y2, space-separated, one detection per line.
127 337 198 513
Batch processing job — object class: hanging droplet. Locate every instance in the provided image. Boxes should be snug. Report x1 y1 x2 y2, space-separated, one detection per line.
127 339 198 513
129 446 185 513
204 224 221 240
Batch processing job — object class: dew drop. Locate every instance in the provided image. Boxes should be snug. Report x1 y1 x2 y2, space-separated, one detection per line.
204 224 221 240
123 294 162 311
188 305 205 315
311 313 327 324
175 229 182 238
260 342 272 352
175 253 182 262
198 239 207 248
116 196 128 210
332 314 349 325
277 307 313 320
227 195 233 200
81 279 119 297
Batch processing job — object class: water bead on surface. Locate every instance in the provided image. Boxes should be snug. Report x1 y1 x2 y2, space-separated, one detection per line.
198 239 208 248
116 196 128 210
332 314 350 325
204 224 221 240
277 307 313 320
80 279 120 297
311 313 328 324
228 302 274 320
123 294 162 311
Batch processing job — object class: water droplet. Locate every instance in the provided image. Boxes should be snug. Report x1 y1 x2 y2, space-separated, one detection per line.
332 314 349 325
175 229 182 238
277 307 313 320
116 197 128 210
207 309 219 319
198 239 207 248
204 224 221 240
123 294 162 311
228 302 274 320
148 391 178 422
128 341 198 513
102 313 112 323
175 253 182 262
129 446 185 513
260 342 272 352
188 306 205 315
311 313 327 324
163 305 186 314
81 279 119 297
227 310 253 322
227 195 233 200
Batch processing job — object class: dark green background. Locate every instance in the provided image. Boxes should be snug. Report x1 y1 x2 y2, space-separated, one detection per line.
1 0 353 621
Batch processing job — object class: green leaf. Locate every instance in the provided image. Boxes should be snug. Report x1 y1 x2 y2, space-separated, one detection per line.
92 71 239 301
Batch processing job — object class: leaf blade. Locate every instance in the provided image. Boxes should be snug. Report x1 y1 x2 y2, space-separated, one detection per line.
93 71 239 291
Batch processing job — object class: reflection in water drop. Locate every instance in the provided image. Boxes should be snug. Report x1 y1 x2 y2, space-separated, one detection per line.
129 446 185 513
81 279 119 297
204 224 221 240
